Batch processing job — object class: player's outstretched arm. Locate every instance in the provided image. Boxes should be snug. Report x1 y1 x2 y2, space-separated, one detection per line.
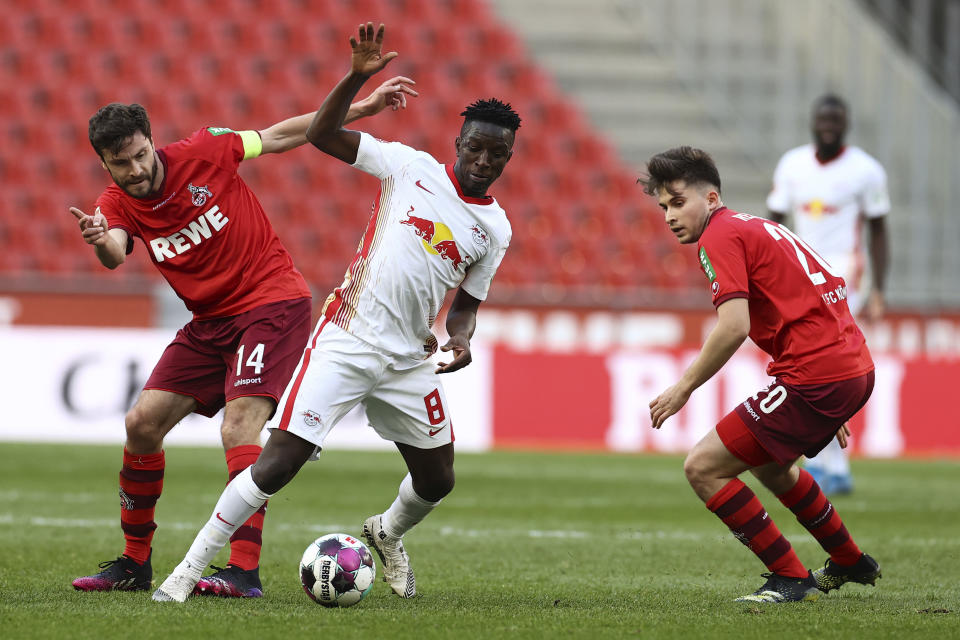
436 288 482 374
649 298 750 428
69 206 127 269
864 216 888 322
257 76 416 155
306 22 399 164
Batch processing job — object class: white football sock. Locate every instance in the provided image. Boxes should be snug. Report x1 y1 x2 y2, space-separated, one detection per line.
380 473 441 539
183 467 273 569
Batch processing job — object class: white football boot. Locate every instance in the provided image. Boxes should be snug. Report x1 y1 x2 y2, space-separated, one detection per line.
363 514 416 598
151 560 203 603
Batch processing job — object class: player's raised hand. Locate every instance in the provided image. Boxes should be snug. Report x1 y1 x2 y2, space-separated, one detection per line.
70 206 110 246
362 76 419 115
350 22 398 77
435 335 472 374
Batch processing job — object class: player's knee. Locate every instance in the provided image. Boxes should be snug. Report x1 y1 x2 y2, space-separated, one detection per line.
219 416 264 449
682 451 708 491
124 407 163 448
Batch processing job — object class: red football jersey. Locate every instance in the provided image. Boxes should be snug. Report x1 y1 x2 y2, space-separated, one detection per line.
95 127 310 320
697 207 873 385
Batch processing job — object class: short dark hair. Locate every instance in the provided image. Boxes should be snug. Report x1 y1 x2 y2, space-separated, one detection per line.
813 93 848 116
460 98 521 132
88 103 152 158
640 146 721 196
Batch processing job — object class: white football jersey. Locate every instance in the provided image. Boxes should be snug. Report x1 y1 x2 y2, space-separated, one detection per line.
766 144 890 307
320 133 511 361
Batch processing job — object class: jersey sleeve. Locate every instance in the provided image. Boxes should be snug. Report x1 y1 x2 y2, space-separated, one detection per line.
765 153 792 214
699 226 749 307
859 157 891 218
353 132 424 179
460 228 511 301
94 192 135 254
188 127 254 172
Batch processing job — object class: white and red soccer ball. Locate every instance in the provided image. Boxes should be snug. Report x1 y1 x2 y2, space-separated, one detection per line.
299 533 376 607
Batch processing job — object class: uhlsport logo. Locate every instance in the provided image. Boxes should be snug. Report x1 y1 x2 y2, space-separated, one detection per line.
187 183 212 207
401 206 468 269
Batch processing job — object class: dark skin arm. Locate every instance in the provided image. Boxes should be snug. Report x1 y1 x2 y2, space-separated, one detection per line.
436 289 482 374
865 216 889 321
306 23 415 163
768 211 788 226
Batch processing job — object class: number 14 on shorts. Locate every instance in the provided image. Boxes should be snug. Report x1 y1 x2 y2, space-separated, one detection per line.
236 342 266 382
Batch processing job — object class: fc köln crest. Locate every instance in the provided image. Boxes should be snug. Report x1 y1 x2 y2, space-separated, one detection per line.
187 183 212 207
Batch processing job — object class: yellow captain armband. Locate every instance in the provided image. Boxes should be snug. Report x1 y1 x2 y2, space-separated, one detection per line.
238 130 263 160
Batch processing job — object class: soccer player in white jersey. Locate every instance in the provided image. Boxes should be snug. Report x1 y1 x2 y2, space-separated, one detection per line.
153 23 519 603
767 94 890 495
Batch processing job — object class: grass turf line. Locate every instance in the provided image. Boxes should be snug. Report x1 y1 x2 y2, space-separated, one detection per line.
0 443 957 639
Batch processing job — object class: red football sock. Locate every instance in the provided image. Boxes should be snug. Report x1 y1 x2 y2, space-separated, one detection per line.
119 449 165 565
777 468 862 566
706 478 808 579
225 444 266 571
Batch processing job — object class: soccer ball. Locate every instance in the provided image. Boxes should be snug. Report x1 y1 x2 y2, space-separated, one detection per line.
299 533 376 607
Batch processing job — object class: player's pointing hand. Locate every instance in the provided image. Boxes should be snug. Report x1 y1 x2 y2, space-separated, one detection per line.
350 22 398 77
70 206 110 246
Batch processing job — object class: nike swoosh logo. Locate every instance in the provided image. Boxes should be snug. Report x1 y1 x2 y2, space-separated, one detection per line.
428 426 445 436
215 512 235 526
415 180 435 195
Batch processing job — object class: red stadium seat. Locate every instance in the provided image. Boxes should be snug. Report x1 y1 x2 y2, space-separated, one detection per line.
0 0 700 295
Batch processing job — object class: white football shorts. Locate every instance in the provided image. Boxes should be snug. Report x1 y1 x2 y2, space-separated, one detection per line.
270 319 454 452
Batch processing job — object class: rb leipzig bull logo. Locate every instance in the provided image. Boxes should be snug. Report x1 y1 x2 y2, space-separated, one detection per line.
401 208 467 269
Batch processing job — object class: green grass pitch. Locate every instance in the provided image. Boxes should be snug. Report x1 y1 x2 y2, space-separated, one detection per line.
0 443 958 639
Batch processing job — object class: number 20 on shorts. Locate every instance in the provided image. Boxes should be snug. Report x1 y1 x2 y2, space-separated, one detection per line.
752 385 787 414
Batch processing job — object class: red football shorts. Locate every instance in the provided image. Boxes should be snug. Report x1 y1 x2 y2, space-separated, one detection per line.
144 297 312 417
718 370 875 465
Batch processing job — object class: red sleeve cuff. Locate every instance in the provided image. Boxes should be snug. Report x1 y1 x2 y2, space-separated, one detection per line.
714 291 748 307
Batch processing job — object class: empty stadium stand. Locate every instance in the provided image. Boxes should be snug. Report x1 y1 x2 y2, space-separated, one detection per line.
0 0 704 310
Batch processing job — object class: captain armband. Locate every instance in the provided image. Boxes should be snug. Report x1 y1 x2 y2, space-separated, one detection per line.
238 130 263 160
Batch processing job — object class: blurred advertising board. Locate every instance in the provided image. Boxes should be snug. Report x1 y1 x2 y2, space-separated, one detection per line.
1 323 957 457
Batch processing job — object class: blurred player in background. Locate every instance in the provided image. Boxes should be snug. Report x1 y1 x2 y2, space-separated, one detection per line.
69 76 416 597
767 94 891 495
646 146 881 603
152 23 518 603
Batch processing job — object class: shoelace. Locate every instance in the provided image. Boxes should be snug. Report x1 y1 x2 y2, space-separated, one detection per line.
98 557 126 570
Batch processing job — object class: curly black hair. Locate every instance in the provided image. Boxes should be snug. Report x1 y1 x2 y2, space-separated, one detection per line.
88 103 152 158
460 98 521 132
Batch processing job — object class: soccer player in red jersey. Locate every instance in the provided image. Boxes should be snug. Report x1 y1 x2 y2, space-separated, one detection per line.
69 76 417 597
644 146 881 603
